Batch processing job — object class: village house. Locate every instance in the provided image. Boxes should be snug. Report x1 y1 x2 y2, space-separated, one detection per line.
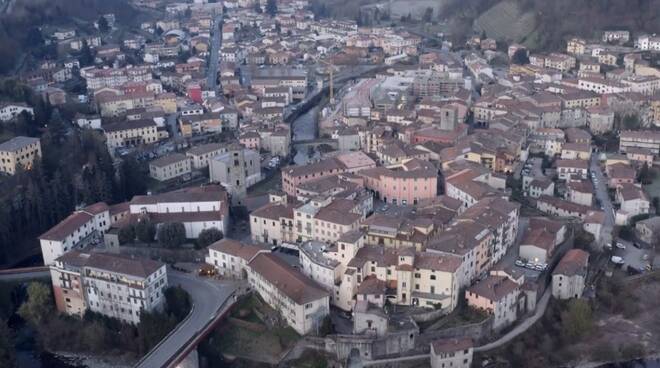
552 249 589 300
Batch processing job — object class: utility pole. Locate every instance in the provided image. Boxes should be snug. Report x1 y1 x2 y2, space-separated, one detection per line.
319 59 337 104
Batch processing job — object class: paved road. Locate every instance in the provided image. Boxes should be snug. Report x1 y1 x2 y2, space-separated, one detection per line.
207 15 223 92
135 271 237 368
590 154 614 246
0 269 49 282
474 288 552 352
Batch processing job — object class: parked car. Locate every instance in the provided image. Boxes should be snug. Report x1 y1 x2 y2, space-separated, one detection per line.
515 260 525 267
610 256 625 265
615 242 626 249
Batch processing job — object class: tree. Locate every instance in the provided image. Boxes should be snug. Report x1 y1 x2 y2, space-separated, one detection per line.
266 0 277 17
422 7 433 22
637 163 655 185
79 40 95 67
157 222 186 248
118 225 136 245
0 321 15 368
164 286 191 321
135 219 156 243
511 48 529 64
97 16 110 33
561 299 592 341
18 282 52 327
197 227 223 248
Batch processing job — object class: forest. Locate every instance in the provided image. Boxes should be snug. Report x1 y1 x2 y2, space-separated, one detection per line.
0 80 149 266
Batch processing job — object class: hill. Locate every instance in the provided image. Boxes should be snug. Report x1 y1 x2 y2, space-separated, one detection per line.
0 0 143 74
441 0 660 51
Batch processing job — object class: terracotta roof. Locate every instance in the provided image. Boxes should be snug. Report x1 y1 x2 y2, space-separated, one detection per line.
248 253 328 305
356 275 387 295
553 249 589 276
57 251 164 278
468 275 519 302
208 239 264 261
40 212 93 241
431 338 473 354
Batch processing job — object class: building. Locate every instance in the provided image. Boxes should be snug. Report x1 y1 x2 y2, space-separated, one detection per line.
247 253 330 335
281 152 376 196
552 249 589 300
39 203 111 265
619 130 660 155
635 216 660 244
519 227 556 265
103 119 159 151
466 274 522 330
0 102 34 121
186 143 228 169
205 239 267 278
127 184 230 238
81 66 152 90
209 145 261 205
616 183 651 218
149 153 192 182
0 136 41 175
50 251 167 324
359 159 438 206
430 338 473 368
556 159 589 180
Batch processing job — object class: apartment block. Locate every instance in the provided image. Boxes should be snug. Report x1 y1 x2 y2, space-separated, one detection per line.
50 251 167 324
0 136 41 175
149 153 192 182
39 202 111 265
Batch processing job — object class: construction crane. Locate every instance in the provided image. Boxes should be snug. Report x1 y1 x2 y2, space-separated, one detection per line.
319 59 339 104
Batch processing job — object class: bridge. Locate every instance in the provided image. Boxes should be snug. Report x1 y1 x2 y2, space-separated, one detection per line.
292 138 339 150
0 265 240 368
134 271 240 368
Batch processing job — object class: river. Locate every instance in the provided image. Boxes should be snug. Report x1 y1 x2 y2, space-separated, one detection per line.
291 101 323 165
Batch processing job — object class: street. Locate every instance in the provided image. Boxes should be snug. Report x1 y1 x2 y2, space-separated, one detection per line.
590 154 615 246
134 270 238 368
207 15 223 93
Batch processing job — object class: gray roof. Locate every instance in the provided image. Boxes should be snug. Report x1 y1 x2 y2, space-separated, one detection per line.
0 136 40 152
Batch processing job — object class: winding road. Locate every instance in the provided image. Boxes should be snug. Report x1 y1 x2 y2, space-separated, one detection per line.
134 271 238 368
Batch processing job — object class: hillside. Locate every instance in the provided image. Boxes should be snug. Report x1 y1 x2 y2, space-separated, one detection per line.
441 0 660 51
473 1 536 44
0 0 143 74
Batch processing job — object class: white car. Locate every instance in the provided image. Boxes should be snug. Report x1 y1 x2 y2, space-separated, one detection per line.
610 256 625 265
615 242 626 249
515 260 525 267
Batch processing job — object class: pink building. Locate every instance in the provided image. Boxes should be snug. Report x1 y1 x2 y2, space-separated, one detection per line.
358 159 438 206
282 158 345 196
240 132 261 151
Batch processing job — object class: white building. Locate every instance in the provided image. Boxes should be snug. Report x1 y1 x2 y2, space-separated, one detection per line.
127 184 230 238
552 249 589 300
205 239 267 278
39 203 111 266
247 253 330 335
149 153 192 182
430 338 474 368
0 102 34 121
50 251 167 324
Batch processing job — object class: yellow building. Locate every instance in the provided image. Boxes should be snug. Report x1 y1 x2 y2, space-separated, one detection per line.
103 119 159 151
0 136 41 175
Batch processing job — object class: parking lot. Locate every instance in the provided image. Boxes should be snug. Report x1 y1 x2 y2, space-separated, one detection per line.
611 238 656 274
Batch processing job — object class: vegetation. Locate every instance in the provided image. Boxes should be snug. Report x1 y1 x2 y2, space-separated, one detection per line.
0 0 142 73
197 227 224 248
439 0 660 50
135 220 156 244
158 222 187 248
118 224 136 245
17 281 191 359
511 48 529 64
0 321 15 368
266 0 278 17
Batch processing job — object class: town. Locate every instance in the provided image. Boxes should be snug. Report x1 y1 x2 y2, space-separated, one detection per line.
0 0 659 367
